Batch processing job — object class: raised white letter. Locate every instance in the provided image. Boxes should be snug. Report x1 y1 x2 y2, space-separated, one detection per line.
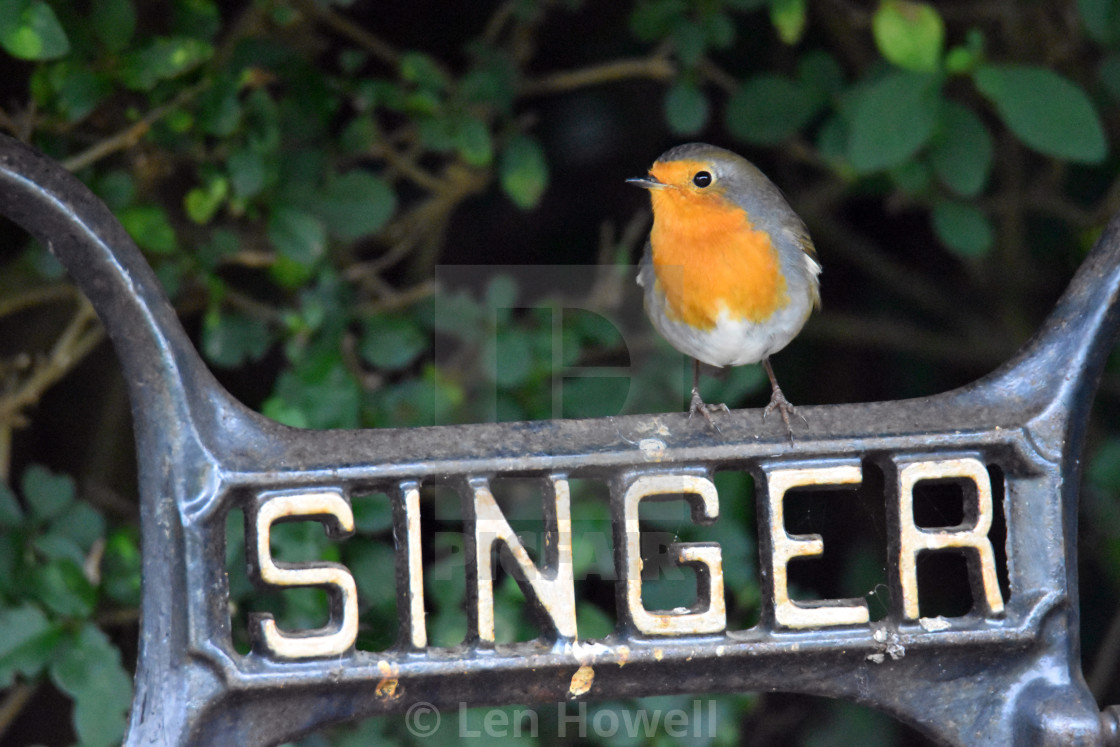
249 489 358 659
762 464 870 629
616 474 725 635
896 458 1004 619
465 475 576 643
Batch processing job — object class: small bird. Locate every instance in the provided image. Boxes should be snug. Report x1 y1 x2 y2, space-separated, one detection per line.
628 142 820 435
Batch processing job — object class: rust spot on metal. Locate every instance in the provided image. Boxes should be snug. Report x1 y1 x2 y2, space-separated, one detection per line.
375 678 400 699
569 665 594 698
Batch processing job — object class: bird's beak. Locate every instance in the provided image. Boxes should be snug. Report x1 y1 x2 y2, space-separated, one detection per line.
626 175 664 189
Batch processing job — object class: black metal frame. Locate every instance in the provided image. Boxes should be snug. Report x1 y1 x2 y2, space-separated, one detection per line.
2 133 1119 745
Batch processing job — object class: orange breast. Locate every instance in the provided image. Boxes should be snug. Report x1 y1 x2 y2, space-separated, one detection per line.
649 187 788 330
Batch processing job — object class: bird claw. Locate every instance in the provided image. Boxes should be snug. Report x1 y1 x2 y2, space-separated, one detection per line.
763 387 806 443
689 388 730 431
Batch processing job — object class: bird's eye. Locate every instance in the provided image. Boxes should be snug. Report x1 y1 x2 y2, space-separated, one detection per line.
692 171 712 188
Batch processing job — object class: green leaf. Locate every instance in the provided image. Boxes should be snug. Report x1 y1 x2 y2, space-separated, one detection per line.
185 176 229 224
202 309 272 368
22 464 74 523
1102 55 1120 103
244 88 281 153
94 170 135 211
1091 438 1120 492
798 50 846 97
54 67 111 123
930 102 992 197
629 0 687 42
32 559 96 618
945 47 979 76
155 261 182 300
268 359 361 429
769 0 807 44
51 624 130 747
33 532 86 566
846 71 941 172
73 678 131 747
174 0 220 38
671 20 706 67
360 315 428 371
974 64 1107 164
269 256 315 290
727 74 821 145
815 114 849 166
500 135 549 210
51 624 120 695
1079 0 1120 45
561 376 630 418
931 200 993 257
0 482 23 528
50 500 105 551
0 531 17 592
120 36 214 91
0 605 57 686
415 112 455 150
268 206 326 266
485 274 518 312
453 114 493 167
702 12 736 49
459 54 518 114
351 494 394 534
346 540 397 612
945 29 984 76
261 397 309 428
340 116 376 154
664 80 709 135
400 51 447 90
197 74 242 137
432 288 486 341
101 527 141 606
872 0 944 73
889 159 931 195
227 147 269 199
91 0 136 52
313 171 396 242
577 601 613 639
0 0 70 60
119 205 178 254
0 605 50 660
485 328 534 388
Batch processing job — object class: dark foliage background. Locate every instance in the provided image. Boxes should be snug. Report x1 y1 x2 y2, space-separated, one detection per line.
0 0 1119 744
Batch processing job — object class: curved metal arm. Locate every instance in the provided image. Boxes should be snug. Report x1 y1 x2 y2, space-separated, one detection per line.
0 135 252 435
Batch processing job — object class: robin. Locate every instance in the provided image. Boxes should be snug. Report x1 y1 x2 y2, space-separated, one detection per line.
628 142 820 435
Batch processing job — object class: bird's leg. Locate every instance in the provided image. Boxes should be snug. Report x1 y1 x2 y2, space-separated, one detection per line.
762 358 806 440
688 359 730 428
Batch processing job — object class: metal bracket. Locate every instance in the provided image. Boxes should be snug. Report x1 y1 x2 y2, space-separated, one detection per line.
2 133 1119 745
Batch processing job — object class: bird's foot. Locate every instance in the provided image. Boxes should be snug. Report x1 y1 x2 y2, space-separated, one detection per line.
689 387 731 431
762 386 807 443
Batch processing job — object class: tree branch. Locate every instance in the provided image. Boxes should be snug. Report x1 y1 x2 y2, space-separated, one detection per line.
0 296 104 427
0 284 78 319
520 57 676 96
62 82 207 172
803 311 1015 368
798 182 982 331
0 680 37 743
293 0 400 68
